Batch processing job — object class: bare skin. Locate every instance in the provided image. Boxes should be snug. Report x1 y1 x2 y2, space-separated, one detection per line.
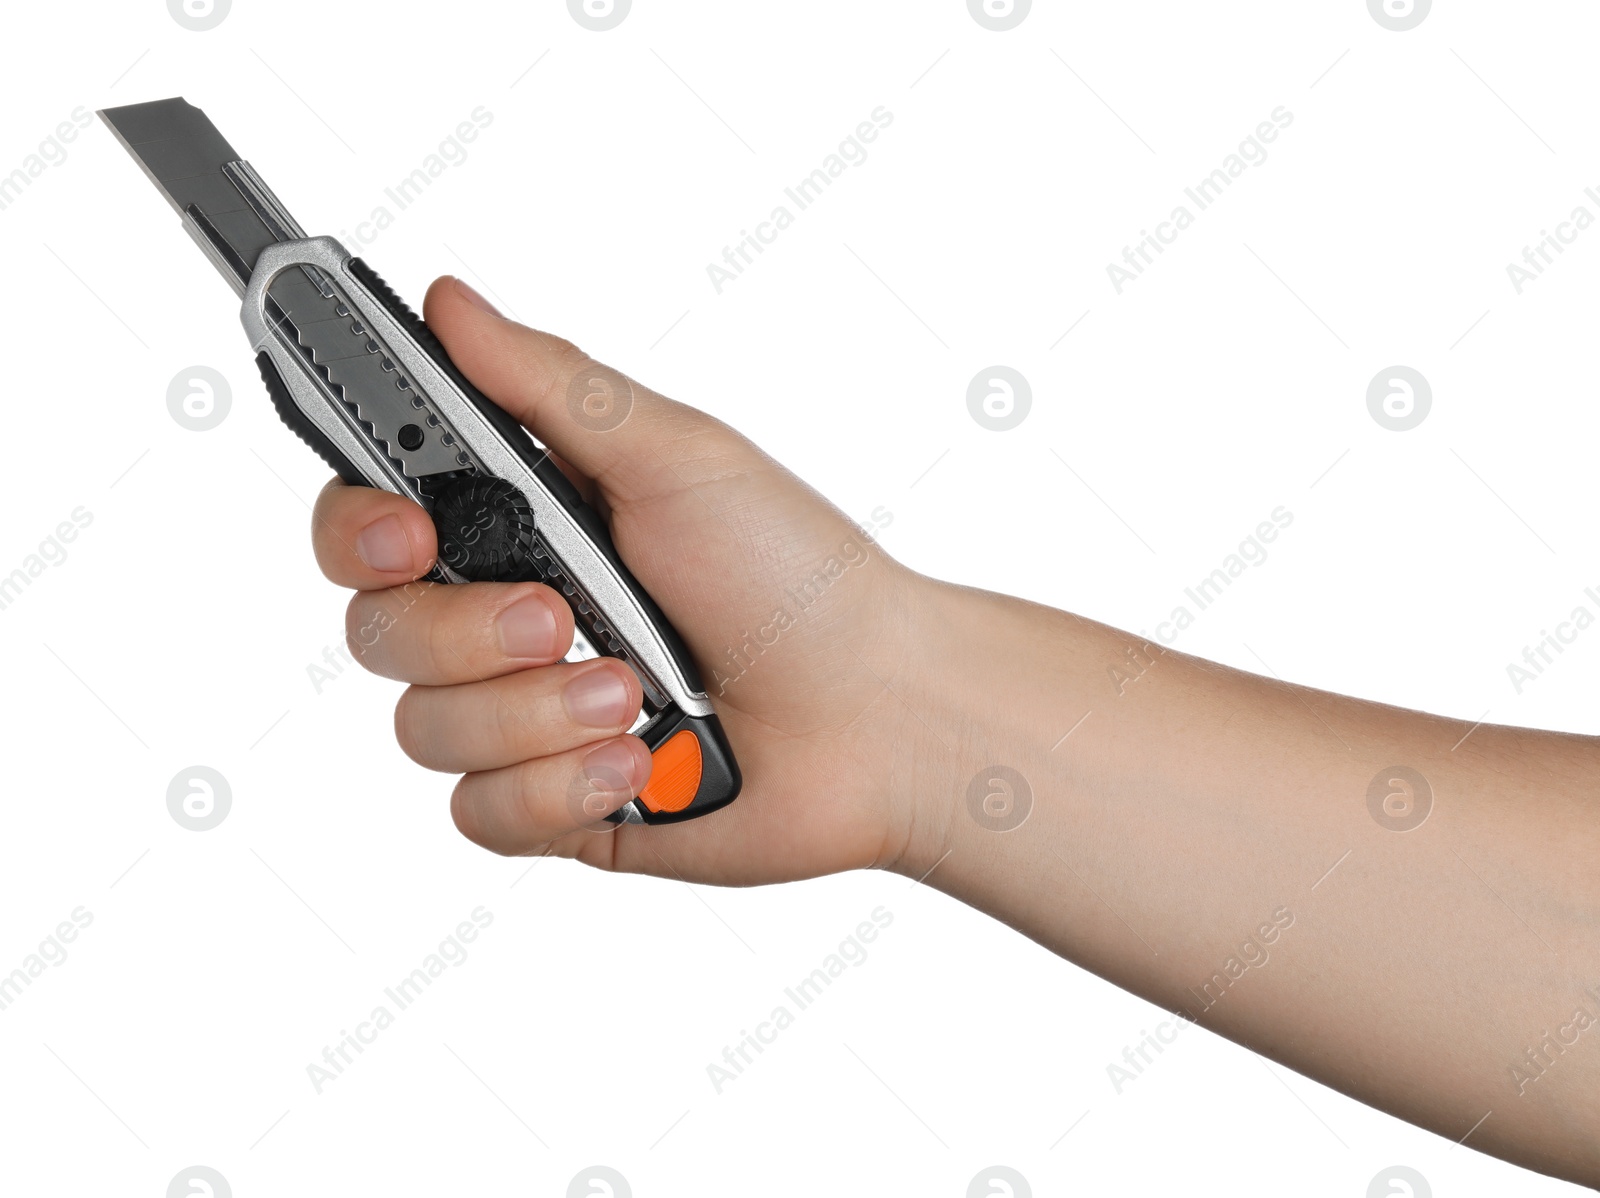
311 275 1600 1187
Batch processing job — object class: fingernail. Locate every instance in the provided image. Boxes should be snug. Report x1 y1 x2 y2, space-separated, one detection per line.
355 514 413 573
582 737 643 795
563 665 636 728
496 594 559 659
453 276 500 316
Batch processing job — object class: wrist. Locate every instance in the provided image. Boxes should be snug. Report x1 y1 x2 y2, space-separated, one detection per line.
885 577 1093 886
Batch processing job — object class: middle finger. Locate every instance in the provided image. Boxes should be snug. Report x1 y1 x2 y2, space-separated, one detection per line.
346 580 575 685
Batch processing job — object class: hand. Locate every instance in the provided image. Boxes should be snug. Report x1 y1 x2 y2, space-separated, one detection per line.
310 277 949 883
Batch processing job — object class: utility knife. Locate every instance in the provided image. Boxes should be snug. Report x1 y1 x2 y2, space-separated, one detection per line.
99 97 740 825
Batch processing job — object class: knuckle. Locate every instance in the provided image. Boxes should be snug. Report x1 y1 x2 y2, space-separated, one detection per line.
345 592 399 673
449 776 489 848
422 599 467 679
491 685 532 757
310 479 344 525
511 759 549 838
310 485 340 528
343 595 373 665
545 337 598 397
542 331 587 374
392 688 430 766
437 585 507 676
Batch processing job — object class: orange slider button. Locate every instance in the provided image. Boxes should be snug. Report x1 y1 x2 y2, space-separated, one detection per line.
639 729 703 814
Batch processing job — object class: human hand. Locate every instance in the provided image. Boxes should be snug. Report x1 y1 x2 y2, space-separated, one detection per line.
310 276 952 884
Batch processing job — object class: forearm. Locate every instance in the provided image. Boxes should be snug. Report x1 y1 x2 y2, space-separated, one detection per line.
896 578 1600 1185
299 280 1596 1181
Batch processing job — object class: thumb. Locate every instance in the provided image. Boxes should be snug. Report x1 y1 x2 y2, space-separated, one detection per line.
421 275 736 509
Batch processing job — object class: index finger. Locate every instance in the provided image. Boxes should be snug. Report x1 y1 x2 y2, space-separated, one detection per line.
311 477 439 590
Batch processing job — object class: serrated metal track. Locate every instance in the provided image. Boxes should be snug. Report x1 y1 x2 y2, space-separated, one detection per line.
267 268 467 484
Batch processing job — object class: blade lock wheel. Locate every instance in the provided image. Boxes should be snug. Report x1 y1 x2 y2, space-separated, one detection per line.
429 476 537 581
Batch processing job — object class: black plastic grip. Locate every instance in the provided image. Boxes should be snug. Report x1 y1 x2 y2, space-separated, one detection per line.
344 258 708 696
256 350 364 485
343 258 738 821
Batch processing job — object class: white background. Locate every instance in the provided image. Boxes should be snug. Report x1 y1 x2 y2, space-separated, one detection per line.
0 0 1594 1194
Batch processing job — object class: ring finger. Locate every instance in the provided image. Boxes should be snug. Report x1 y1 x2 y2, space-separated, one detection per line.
394 658 644 774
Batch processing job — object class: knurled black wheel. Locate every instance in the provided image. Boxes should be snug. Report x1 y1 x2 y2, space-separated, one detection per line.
429 476 536 581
